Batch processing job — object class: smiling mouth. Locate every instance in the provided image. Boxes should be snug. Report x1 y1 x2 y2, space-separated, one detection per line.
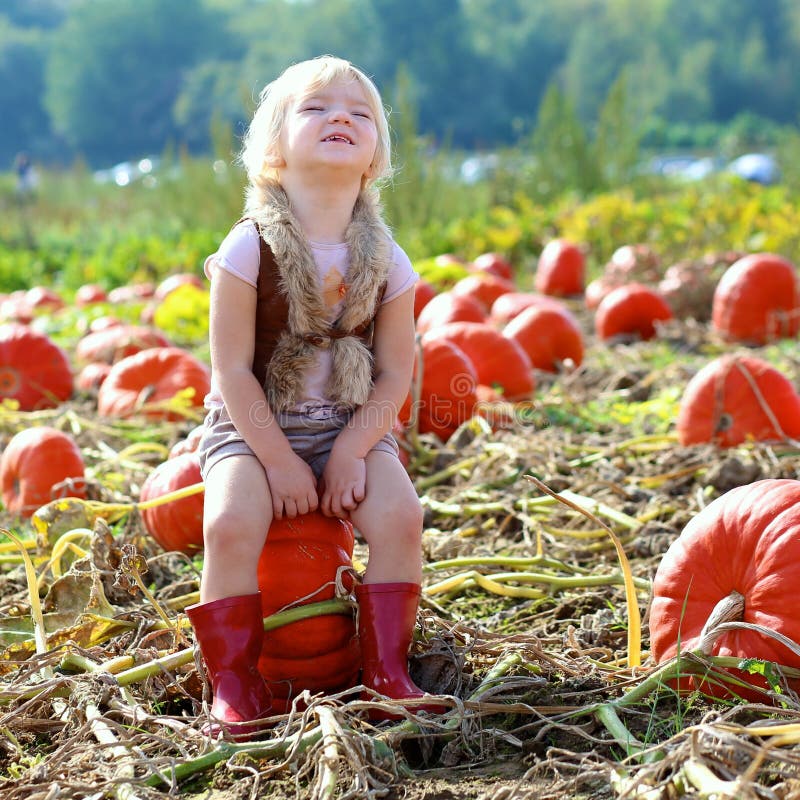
323 135 354 144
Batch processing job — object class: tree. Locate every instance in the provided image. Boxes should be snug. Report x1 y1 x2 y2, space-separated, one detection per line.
530 82 597 198
359 0 488 145
0 21 55 166
44 0 230 164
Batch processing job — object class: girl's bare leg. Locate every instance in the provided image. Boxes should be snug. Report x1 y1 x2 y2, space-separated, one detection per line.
200 454 273 603
350 450 423 584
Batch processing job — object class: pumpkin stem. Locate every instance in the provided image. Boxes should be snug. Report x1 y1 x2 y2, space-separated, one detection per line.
698 590 745 655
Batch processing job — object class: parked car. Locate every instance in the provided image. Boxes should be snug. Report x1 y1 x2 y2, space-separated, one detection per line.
727 153 779 185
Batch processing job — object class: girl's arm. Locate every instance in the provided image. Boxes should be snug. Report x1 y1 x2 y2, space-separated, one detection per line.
210 267 319 517
320 286 415 516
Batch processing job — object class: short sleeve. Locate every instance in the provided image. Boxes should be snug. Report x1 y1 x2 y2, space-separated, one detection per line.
203 220 261 288
382 241 419 304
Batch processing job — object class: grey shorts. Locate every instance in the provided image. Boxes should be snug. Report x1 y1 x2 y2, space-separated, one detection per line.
197 405 400 480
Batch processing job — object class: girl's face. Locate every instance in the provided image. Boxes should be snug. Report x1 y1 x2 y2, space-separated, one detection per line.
277 77 379 183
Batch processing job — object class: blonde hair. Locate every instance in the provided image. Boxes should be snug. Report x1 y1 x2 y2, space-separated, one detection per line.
240 55 392 190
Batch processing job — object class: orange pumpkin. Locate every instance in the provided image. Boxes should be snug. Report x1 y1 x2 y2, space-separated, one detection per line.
503 303 584 372
0 427 86 517
76 324 170 364
472 252 514 281
489 292 562 326
584 276 619 310
140 453 205 554
0 323 73 410
75 284 108 306
595 283 673 341
257 512 360 712
413 280 437 320
605 243 661 284
650 479 800 701
409 337 479 441
76 362 112 393
26 286 65 312
415 291 486 336
451 273 515 314
97 346 210 420
535 239 585 297
0 292 33 324
676 354 800 447
107 282 155 303
711 253 800 345
424 321 535 401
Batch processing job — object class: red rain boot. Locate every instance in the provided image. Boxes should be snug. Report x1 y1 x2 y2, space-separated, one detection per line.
355 582 447 720
187 593 273 738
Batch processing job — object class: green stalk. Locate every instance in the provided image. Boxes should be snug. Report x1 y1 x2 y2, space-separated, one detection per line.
423 554 591 574
424 569 650 599
415 453 492 491
113 599 353 686
145 725 325 787
595 703 647 758
0 599 355 707
380 651 524 739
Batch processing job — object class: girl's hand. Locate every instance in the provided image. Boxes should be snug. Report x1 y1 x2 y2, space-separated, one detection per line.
265 454 319 519
319 447 366 519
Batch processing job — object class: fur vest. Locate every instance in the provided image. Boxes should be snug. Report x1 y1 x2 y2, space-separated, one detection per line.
244 181 392 411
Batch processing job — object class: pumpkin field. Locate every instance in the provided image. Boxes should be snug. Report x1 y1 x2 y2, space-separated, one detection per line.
1 166 800 800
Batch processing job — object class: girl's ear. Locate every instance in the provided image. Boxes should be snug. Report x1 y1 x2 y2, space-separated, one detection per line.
265 151 286 169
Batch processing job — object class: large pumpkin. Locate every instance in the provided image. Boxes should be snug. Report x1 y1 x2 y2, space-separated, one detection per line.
535 239 585 297
399 337 479 442
413 280 437 320
0 427 86 517
424 321 535 401
140 453 205 554
650 479 800 700
503 303 584 372
676 354 800 447
472 252 514 281
257 512 360 712
595 283 673 341
451 273 515 314
489 292 562 326
415 290 486 336
0 323 73 410
97 347 210 420
76 324 170 365
711 253 800 345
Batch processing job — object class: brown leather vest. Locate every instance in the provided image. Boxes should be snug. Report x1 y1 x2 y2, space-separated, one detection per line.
250 221 386 387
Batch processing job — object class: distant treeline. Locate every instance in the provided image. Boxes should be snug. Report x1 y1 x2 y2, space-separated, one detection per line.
2 0 800 167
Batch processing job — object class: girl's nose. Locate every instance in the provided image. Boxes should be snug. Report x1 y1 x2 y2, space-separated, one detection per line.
329 108 352 124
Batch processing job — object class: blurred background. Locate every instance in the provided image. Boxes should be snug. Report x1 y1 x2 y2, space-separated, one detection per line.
3 0 800 289
4 0 800 174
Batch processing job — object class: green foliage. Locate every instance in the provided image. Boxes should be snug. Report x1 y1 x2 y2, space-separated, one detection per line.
530 83 597 199
153 284 210 345
43 0 230 164
4 0 800 165
5 151 800 295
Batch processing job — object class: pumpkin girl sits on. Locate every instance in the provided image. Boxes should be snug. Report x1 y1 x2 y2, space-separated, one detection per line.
187 55 443 735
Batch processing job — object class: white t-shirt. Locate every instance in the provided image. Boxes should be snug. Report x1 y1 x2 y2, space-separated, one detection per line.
204 219 418 414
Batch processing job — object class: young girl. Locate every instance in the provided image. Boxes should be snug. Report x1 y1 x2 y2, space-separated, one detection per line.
187 56 441 735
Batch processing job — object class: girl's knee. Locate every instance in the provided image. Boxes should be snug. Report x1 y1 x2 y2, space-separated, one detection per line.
204 505 269 552
385 495 424 539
